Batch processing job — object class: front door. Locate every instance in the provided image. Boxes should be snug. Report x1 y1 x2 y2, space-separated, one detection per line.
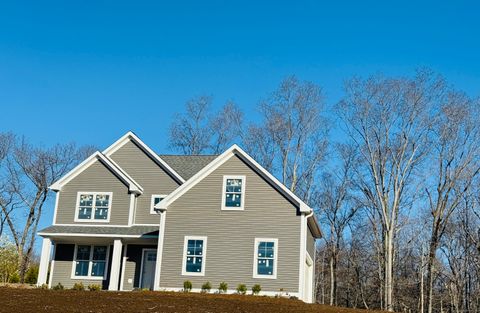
140 249 157 290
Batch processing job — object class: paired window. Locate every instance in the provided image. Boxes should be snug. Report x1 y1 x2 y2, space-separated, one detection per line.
253 238 278 279
75 192 112 222
150 194 167 214
182 236 207 276
72 245 109 279
222 175 246 210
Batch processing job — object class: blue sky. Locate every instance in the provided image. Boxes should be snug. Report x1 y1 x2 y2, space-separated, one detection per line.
0 1 479 244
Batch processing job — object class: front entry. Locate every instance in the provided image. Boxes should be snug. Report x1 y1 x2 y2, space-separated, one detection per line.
140 249 157 290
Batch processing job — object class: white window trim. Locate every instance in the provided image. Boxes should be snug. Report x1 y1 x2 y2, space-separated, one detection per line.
181 236 207 277
71 244 110 280
150 194 168 215
74 191 113 223
221 175 246 211
253 238 278 279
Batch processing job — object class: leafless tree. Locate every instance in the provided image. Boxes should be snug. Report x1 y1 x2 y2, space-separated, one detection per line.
0 136 93 282
209 101 243 154
0 133 14 237
337 70 444 311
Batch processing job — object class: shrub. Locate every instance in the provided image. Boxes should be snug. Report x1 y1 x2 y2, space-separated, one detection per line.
236 284 247 295
52 282 64 290
252 284 261 295
8 272 20 283
183 280 192 292
218 282 228 293
71 282 85 291
38 283 49 290
201 281 211 293
24 266 39 284
87 284 101 291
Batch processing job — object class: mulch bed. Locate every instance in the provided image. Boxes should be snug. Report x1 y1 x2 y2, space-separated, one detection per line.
0 287 374 313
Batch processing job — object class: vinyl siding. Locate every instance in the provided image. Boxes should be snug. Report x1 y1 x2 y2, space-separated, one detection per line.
109 140 180 225
55 160 131 225
50 244 112 289
160 154 301 293
307 226 315 259
121 244 157 290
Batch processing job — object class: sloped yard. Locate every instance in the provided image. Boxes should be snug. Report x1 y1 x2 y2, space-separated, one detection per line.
0 286 373 313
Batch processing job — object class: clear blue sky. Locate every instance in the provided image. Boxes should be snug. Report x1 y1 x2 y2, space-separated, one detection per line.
0 1 479 244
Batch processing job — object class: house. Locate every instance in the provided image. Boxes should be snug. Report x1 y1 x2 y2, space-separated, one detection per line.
36 132 321 303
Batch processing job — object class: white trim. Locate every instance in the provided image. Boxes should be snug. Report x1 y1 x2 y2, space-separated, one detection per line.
153 212 166 290
37 238 52 286
253 238 278 279
74 192 113 223
306 251 313 266
50 151 143 194
52 192 60 225
181 236 207 277
48 243 56 288
71 244 111 280
108 239 123 290
102 131 185 183
38 232 155 238
128 194 136 226
150 194 168 215
50 223 160 227
120 244 128 291
155 145 311 215
221 175 246 211
298 213 307 301
139 248 157 289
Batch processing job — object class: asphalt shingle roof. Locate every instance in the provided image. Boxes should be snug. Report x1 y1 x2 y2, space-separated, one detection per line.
158 155 218 180
38 225 159 237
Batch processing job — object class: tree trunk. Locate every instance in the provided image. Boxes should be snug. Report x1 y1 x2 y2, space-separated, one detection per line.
427 223 441 313
385 229 394 311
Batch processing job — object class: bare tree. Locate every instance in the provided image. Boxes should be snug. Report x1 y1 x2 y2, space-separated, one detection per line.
0 136 93 282
424 92 480 313
0 133 14 237
337 70 443 311
209 101 243 154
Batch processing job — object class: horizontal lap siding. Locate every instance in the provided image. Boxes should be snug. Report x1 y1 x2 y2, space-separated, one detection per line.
55 160 130 225
161 155 301 293
307 228 315 259
51 244 112 289
110 140 180 225
122 244 157 290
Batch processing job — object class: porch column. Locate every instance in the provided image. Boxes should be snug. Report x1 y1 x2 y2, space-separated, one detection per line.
153 211 167 291
37 237 52 287
108 239 123 291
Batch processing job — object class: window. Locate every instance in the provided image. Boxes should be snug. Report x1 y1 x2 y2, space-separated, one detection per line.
75 192 112 222
253 238 278 279
72 245 109 279
150 194 167 214
221 175 246 210
182 236 207 276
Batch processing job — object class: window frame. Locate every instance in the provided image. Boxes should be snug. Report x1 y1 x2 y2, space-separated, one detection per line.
71 244 110 280
253 238 278 279
221 175 246 211
181 236 207 277
150 194 168 215
74 191 113 223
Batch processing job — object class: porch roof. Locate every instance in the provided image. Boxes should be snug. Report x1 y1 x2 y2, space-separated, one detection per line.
38 225 159 238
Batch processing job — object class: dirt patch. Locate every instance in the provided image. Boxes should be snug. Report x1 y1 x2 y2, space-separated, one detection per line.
0 287 376 313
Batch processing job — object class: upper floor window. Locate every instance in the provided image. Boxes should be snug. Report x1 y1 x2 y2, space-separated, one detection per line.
253 238 278 279
150 194 167 214
72 245 109 279
182 236 207 276
221 175 246 210
75 192 112 222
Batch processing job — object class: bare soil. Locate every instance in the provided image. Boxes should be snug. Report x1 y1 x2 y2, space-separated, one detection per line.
0 287 375 313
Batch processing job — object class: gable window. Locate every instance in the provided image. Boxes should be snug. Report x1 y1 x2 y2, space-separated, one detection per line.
182 236 207 276
253 238 278 279
75 192 112 222
150 194 167 214
221 175 246 210
72 245 109 279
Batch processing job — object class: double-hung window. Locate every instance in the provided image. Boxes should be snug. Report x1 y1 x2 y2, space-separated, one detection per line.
150 194 167 214
72 245 109 279
222 175 246 210
182 236 207 276
253 238 278 279
75 192 112 222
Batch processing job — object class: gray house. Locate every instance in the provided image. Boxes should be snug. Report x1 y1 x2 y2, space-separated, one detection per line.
36 132 321 303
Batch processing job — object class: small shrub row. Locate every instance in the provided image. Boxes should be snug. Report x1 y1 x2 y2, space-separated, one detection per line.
50 282 101 291
183 280 261 295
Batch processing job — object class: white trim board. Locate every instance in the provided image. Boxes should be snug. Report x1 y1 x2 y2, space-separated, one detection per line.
102 131 185 184
221 175 246 211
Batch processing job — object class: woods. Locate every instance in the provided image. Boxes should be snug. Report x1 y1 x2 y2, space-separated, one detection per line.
168 71 480 313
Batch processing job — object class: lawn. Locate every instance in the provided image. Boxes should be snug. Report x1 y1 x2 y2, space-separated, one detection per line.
0 286 373 313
